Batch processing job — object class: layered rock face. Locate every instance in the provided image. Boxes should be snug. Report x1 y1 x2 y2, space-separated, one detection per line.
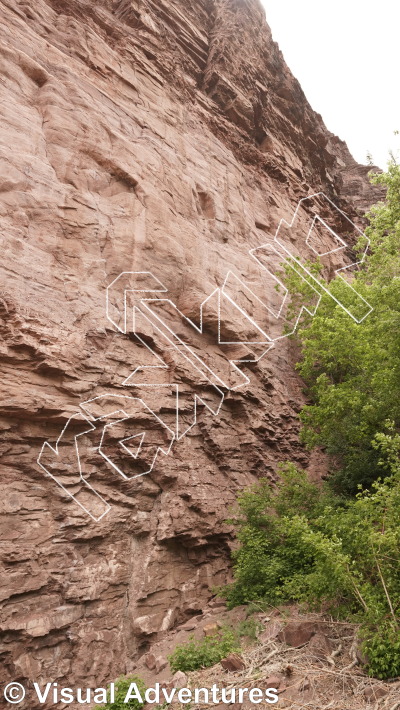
0 0 380 699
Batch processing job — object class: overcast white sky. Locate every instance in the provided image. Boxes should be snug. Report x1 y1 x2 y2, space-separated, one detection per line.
261 0 400 169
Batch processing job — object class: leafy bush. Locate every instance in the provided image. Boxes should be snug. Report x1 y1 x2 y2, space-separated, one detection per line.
168 626 240 672
282 161 400 494
224 463 342 608
236 616 263 641
224 456 400 679
224 162 400 678
361 623 400 679
96 676 146 710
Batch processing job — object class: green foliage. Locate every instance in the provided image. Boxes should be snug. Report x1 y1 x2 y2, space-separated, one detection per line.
225 164 400 679
225 460 400 679
284 162 400 493
361 623 400 679
236 616 263 641
225 463 341 608
168 626 240 673
96 676 146 710
168 615 265 673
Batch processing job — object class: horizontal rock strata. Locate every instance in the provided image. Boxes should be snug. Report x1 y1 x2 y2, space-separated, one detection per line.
0 0 382 701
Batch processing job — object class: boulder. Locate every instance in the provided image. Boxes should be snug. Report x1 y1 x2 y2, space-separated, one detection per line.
363 685 388 701
203 622 222 636
259 619 284 643
172 670 187 688
307 632 335 659
220 653 246 671
278 621 320 647
144 653 156 671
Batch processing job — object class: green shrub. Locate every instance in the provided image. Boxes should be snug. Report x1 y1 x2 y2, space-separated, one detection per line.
282 161 400 494
168 626 240 673
96 676 146 710
224 162 400 678
224 463 342 609
361 623 400 679
225 457 400 679
236 616 263 641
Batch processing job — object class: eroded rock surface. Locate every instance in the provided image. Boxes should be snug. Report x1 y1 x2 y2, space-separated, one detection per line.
0 0 381 701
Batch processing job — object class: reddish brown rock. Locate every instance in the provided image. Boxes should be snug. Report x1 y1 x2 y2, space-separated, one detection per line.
363 685 388 701
208 598 227 610
203 622 222 637
178 619 198 631
154 656 168 674
259 619 284 643
220 653 246 671
307 632 335 659
0 0 382 703
171 670 187 688
278 621 320 647
144 653 157 671
264 676 282 690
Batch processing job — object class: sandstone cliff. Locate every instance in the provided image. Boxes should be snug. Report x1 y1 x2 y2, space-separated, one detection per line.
0 0 381 699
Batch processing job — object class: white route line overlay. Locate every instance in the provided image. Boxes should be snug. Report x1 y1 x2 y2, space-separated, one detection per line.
38 192 373 521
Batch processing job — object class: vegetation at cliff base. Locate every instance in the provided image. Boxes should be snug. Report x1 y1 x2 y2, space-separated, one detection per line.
225 456 400 678
168 626 240 673
286 162 400 495
97 676 146 710
168 618 262 672
226 162 400 679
